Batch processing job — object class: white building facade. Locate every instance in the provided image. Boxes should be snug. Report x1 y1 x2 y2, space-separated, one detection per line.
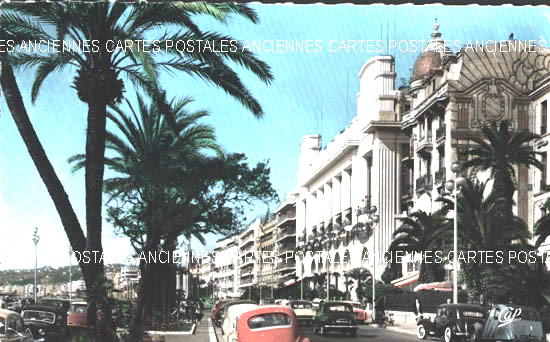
294 54 410 296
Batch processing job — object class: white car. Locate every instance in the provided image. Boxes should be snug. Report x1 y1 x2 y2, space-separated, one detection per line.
0 309 33 341
222 303 258 342
286 300 315 325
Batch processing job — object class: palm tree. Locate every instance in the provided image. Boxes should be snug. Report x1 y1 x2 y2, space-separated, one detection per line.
389 209 451 284
455 179 532 301
70 92 219 336
534 199 550 248
2 3 272 338
463 120 542 202
347 268 372 303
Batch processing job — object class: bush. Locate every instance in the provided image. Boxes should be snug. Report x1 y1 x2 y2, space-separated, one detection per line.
384 290 468 313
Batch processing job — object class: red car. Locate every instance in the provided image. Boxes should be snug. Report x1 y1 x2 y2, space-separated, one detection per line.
67 302 88 329
345 301 368 324
236 306 312 342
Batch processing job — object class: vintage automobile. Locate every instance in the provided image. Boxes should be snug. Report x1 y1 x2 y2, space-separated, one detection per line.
67 301 88 329
312 301 358 337
222 303 258 342
285 300 315 325
211 300 228 325
0 309 33 342
236 306 312 342
21 304 67 341
475 304 545 342
344 301 368 324
36 298 70 314
274 299 289 306
215 300 255 328
416 303 486 342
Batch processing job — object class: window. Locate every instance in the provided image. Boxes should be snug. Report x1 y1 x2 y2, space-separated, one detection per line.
247 313 291 329
327 304 353 313
518 103 529 131
542 100 548 135
457 102 469 129
541 152 548 190
22 310 56 324
291 302 312 309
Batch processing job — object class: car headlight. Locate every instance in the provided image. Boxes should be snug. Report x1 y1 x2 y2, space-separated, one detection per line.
39 328 45 336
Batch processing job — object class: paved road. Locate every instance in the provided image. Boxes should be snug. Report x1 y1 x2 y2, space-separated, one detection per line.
301 325 419 342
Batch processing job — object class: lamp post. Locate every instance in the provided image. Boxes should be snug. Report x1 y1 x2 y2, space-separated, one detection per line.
69 247 73 303
32 227 40 303
357 197 379 321
445 162 467 304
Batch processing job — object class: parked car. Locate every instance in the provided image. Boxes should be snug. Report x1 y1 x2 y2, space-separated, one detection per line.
222 303 258 342
476 304 545 342
274 299 289 306
0 309 33 341
67 302 88 329
212 300 228 325
200 298 214 310
215 300 255 328
236 306 312 342
343 301 368 324
416 303 486 342
36 298 70 315
286 300 315 326
21 304 67 341
312 301 358 337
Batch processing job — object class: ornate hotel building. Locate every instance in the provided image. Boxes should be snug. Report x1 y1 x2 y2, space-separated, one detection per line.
293 21 550 293
275 196 298 286
402 22 550 240
533 75 550 256
294 54 410 295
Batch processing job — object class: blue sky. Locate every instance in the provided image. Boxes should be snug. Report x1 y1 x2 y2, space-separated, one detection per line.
1 4 549 270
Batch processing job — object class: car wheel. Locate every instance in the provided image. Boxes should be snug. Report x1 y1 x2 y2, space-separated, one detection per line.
320 325 327 336
444 326 454 342
350 329 357 338
417 324 427 339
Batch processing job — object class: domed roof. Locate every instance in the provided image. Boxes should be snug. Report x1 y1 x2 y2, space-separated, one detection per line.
412 50 442 81
411 20 452 82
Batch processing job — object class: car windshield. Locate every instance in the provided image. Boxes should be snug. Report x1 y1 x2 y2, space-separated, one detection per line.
39 299 64 309
71 305 87 314
291 302 312 309
461 310 485 318
22 310 56 324
327 304 352 312
351 303 362 309
248 313 291 329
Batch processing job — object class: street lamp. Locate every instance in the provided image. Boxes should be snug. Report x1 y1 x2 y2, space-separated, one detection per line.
69 247 73 304
445 162 467 304
32 227 40 303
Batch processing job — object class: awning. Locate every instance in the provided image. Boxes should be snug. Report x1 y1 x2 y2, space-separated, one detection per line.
414 281 452 292
284 279 297 286
391 272 419 288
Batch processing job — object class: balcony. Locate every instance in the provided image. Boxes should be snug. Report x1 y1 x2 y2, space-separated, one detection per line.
435 168 446 185
436 124 446 143
415 134 433 155
277 210 296 227
415 175 433 193
276 227 296 243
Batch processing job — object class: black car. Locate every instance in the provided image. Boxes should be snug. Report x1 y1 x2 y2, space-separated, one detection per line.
312 301 358 337
416 304 486 342
476 304 545 342
21 304 67 341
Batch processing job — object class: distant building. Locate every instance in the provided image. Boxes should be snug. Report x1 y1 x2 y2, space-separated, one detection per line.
214 235 239 299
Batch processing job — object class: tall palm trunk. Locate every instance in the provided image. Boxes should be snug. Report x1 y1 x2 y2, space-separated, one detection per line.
0 61 113 341
0 62 87 258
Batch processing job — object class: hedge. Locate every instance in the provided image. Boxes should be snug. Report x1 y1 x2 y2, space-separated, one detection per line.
384 290 468 313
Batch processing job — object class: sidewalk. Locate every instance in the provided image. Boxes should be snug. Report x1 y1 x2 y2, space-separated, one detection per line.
159 318 214 342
